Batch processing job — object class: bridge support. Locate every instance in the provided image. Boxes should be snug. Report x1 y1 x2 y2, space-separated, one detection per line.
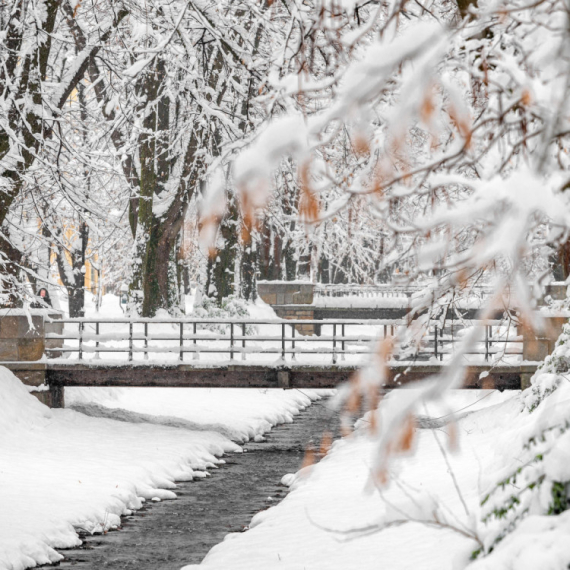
0 312 63 405
277 370 291 388
47 384 65 408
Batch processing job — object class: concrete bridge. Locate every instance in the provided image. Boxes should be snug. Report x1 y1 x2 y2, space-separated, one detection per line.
4 360 531 409
1 308 560 409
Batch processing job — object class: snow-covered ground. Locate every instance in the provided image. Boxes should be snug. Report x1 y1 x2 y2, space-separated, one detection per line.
183 389 522 570
65 386 329 443
0 366 327 570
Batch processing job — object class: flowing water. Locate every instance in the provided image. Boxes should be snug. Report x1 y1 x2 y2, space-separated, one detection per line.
49 398 341 569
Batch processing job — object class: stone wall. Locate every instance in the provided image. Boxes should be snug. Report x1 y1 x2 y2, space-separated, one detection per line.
0 311 64 405
257 282 316 335
0 313 45 361
520 316 567 388
273 306 315 336
257 281 314 305
544 282 567 301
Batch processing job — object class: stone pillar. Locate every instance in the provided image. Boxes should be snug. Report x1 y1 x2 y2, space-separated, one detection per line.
257 281 314 305
0 310 64 407
544 283 567 302
257 281 315 335
520 372 533 390
0 311 45 361
273 306 315 335
521 316 567 361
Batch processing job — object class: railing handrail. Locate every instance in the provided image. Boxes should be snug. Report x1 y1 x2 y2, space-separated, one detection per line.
313 283 495 296
47 317 507 326
48 317 410 326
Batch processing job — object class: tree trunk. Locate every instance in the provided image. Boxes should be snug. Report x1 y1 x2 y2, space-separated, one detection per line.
206 195 239 304
241 235 257 301
0 231 24 308
283 234 297 281
554 239 570 281
56 221 88 317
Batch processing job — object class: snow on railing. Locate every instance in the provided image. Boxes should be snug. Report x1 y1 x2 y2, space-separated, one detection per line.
313 283 495 299
44 317 522 365
313 284 417 298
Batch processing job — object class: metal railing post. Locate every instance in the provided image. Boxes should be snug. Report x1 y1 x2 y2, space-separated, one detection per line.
179 322 184 361
332 323 337 364
434 325 438 361
144 322 149 360
193 322 198 360
485 325 489 361
129 321 133 362
230 322 234 360
242 323 246 361
341 323 345 360
281 323 285 360
291 324 296 361
95 322 100 360
79 321 84 361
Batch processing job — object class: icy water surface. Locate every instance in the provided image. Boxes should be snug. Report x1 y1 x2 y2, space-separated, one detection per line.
50 398 341 569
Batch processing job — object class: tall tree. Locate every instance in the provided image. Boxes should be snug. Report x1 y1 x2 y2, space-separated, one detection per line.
0 0 127 306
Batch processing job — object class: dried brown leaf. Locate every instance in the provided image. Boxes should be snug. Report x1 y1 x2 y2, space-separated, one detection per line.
395 414 416 453
319 431 333 456
298 162 319 224
353 132 370 157
301 445 315 470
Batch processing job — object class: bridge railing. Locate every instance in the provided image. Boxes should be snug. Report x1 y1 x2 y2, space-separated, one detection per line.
313 283 494 299
44 318 522 365
313 284 419 298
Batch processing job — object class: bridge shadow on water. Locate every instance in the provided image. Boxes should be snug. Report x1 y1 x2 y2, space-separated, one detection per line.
46 398 342 570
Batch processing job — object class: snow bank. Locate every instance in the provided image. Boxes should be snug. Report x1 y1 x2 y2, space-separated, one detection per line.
0 365 328 570
182 390 521 570
466 326 570 569
66 387 330 443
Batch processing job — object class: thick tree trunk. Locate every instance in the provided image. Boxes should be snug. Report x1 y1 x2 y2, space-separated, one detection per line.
318 255 330 284
297 247 311 281
258 221 285 281
554 239 570 281
0 231 24 308
206 196 239 304
56 221 88 317
241 236 257 301
140 225 183 317
283 233 297 281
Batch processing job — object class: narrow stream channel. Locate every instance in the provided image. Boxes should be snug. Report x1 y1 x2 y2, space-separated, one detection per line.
50 398 341 569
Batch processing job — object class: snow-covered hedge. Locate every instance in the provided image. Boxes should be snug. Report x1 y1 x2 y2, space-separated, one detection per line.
193 295 257 335
470 324 570 568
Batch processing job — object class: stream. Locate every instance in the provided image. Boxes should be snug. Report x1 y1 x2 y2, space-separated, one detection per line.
50 398 341 569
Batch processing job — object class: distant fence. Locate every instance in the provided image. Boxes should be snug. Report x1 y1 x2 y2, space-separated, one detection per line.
313 284 418 298
313 283 494 299
45 318 521 365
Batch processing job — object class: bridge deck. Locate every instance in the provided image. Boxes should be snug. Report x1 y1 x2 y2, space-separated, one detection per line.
4 361 536 409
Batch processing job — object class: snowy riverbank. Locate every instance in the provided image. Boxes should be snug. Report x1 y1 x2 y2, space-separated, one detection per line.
0 367 327 570
185 389 521 570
